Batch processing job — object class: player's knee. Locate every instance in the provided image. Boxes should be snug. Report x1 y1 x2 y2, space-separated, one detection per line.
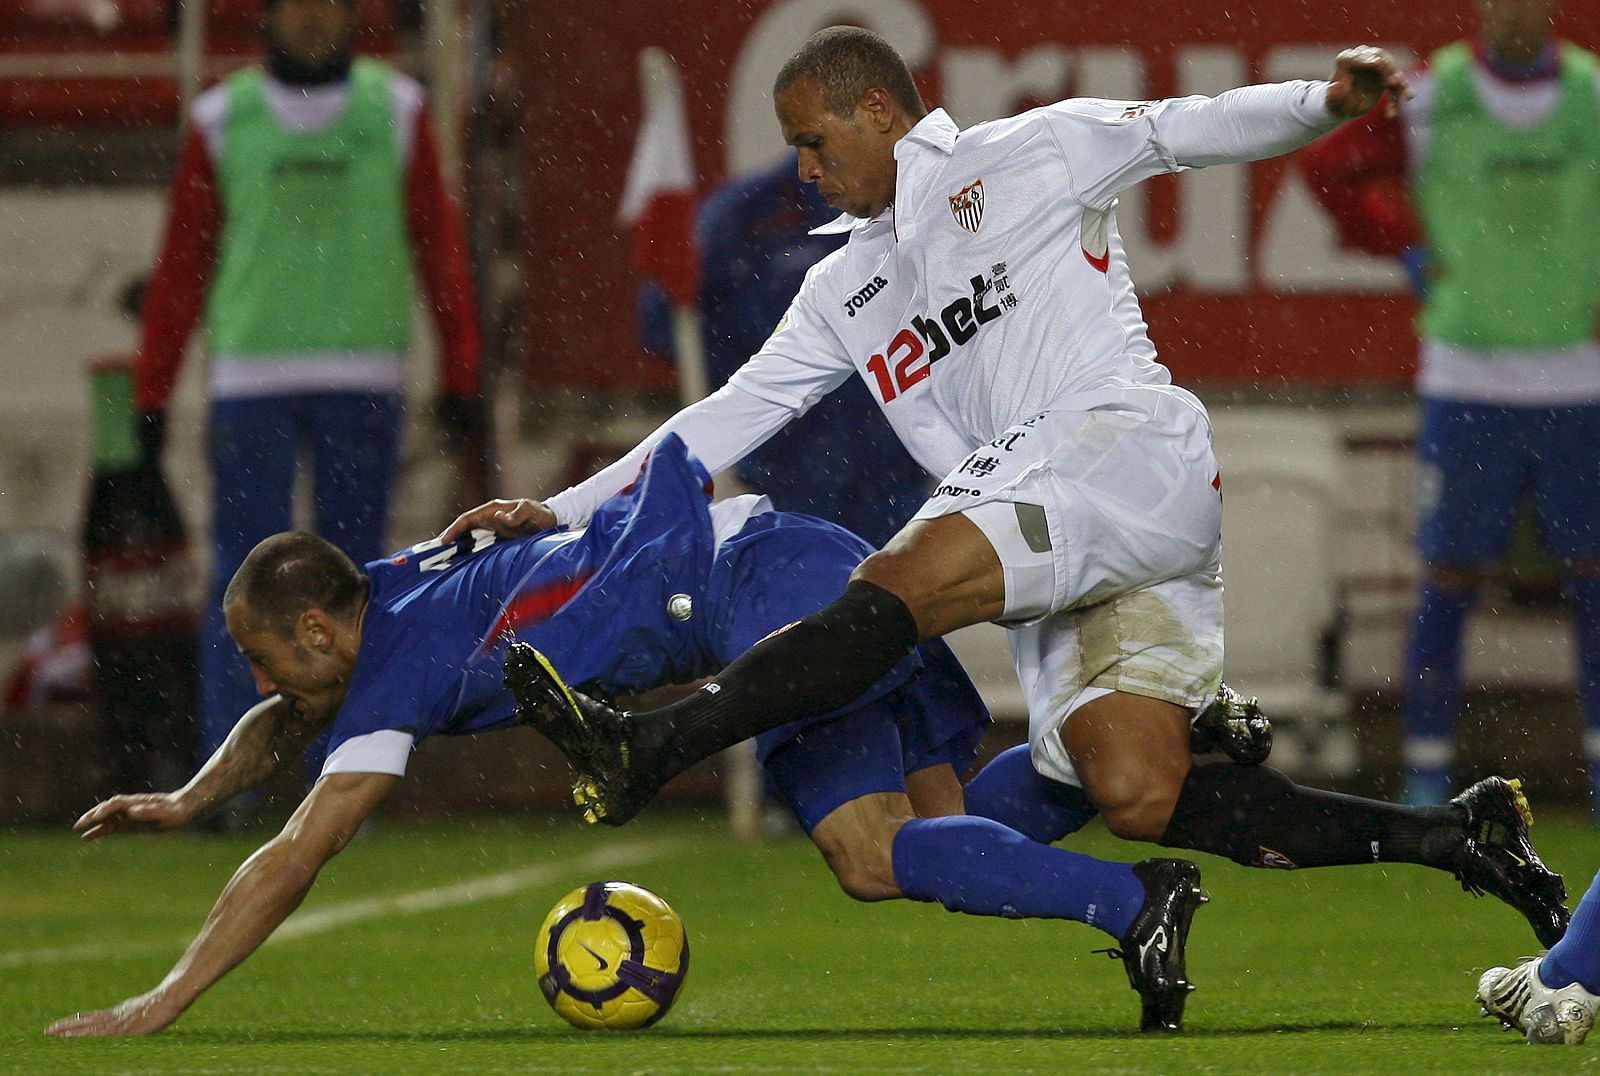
1063 701 1191 842
832 860 901 903
1081 757 1187 842
812 823 903 903
1098 795 1178 843
824 844 901 903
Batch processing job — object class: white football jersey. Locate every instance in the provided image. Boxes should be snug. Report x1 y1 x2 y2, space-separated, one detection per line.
549 81 1337 526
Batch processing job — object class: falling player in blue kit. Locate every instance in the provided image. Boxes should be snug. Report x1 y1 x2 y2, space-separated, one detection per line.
46 434 1205 1038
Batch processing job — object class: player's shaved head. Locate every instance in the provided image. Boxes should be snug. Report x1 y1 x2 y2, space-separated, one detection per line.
774 26 926 120
225 531 368 635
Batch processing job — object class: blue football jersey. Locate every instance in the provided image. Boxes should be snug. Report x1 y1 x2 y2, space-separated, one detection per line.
318 434 984 779
322 435 724 773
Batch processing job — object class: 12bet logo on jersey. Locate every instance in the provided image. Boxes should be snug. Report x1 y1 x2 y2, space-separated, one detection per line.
864 271 1012 403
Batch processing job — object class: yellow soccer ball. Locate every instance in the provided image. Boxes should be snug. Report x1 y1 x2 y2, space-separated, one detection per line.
534 880 689 1030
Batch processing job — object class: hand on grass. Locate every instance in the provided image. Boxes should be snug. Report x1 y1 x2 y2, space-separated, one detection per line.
45 990 182 1037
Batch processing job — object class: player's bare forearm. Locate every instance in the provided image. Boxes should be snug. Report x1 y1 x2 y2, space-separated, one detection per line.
71 697 324 840
176 698 328 820
45 834 324 1037
47 772 396 1037
161 836 327 1003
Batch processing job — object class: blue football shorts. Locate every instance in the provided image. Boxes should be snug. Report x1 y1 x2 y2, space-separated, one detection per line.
760 641 989 834
1415 398 1600 565
708 509 989 833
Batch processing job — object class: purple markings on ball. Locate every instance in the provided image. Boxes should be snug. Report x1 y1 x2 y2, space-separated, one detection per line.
581 881 610 921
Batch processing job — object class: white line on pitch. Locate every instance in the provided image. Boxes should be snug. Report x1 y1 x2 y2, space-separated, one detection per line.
1 840 673 969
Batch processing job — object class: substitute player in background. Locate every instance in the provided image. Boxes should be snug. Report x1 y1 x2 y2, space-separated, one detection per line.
446 30 1564 941
1298 0 1600 809
45 437 1211 1037
134 0 484 786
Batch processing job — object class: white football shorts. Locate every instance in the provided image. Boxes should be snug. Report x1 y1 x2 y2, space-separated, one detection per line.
913 383 1226 786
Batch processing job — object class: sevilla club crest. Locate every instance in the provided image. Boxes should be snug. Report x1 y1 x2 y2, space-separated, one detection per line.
949 179 984 234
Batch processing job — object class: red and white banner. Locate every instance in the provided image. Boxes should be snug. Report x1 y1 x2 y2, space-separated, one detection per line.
616 47 700 309
517 0 1596 391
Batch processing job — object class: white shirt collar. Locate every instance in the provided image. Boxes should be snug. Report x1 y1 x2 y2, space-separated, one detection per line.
804 110 960 239
896 108 959 158
889 109 959 242
810 212 866 235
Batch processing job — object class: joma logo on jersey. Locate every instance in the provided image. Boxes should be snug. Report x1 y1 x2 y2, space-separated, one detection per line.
843 275 889 318
865 274 1005 403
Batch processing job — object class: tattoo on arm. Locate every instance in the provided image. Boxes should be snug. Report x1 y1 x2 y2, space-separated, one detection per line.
177 698 331 816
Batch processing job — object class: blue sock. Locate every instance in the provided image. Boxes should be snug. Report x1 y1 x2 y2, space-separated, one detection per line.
1403 581 1474 802
890 815 1144 940
1540 865 1600 994
1568 577 1600 806
963 744 1099 844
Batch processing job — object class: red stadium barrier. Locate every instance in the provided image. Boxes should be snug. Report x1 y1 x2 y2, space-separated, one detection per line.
0 0 400 126
514 1 1596 391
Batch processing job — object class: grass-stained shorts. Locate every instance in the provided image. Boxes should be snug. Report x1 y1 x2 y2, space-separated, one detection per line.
913 383 1226 786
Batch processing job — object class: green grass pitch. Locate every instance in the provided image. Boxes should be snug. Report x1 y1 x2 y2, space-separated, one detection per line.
3 809 1598 1073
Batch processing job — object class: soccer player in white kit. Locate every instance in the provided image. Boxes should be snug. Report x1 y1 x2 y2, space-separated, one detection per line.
449 25 1567 965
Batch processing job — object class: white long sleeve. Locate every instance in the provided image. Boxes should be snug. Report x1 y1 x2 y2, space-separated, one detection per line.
1048 80 1339 209
544 381 805 527
1155 80 1339 167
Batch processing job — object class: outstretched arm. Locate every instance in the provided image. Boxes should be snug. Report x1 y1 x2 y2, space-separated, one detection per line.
1156 46 1409 166
1064 47 1411 210
73 695 330 840
438 378 821 542
46 770 397 1037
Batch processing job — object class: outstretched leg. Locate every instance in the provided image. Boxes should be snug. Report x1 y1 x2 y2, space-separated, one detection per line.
509 514 1004 824
761 693 1206 1034
1050 691 1569 947
806 775 1205 1033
